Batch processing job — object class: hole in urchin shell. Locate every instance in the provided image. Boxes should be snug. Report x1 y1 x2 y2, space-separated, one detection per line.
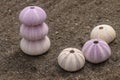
30 6 35 9
70 50 75 53
94 41 99 44
99 26 103 29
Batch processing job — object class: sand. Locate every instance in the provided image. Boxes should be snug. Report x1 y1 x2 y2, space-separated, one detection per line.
0 0 120 80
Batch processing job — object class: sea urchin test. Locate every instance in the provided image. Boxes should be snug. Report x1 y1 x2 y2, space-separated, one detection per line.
82 39 111 63
20 23 48 41
20 36 50 56
19 6 50 55
90 24 116 43
19 6 46 26
58 48 85 72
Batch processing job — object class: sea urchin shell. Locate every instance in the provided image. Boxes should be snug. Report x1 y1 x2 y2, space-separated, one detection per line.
58 48 85 72
82 39 111 63
90 24 116 43
20 23 48 41
19 6 46 26
20 36 50 56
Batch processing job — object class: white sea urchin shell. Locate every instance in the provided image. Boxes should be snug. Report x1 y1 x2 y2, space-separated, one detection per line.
90 24 116 43
58 48 85 72
20 36 50 56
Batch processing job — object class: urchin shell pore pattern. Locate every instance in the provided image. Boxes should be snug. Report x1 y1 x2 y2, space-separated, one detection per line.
20 36 50 56
82 39 111 63
20 23 48 41
58 48 85 72
19 6 46 26
90 24 116 43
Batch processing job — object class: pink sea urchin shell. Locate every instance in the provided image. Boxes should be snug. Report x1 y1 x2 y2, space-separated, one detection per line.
20 23 48 41
82 39 111 63
19 6 46 26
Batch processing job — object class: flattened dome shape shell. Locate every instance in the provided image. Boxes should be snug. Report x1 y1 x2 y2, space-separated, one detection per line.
20 23 48 41
90 24 116 43
82 39 111 63
20 36 50 56
58 48 85 72
19 6 47 26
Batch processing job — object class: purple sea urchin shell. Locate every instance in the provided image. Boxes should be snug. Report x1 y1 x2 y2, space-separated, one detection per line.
19 6 46 26
82 39 111 63
20 23 48 41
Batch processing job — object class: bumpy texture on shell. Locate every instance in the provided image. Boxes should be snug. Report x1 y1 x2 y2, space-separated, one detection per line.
19 6 46 26
20 36 50 56
82 39 111 63
58 48 85 72
90 24 116 43
20 23 48 41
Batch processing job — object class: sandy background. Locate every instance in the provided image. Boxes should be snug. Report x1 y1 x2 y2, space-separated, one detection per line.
0 0 120 80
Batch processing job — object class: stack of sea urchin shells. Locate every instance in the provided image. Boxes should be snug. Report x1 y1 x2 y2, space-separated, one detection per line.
19 6 50 56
